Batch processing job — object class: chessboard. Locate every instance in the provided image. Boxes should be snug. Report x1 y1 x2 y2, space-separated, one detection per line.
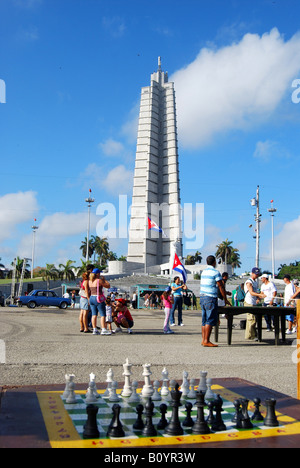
36 377 300 449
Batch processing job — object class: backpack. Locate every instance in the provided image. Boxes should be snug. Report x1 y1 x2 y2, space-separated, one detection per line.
236 286 245 302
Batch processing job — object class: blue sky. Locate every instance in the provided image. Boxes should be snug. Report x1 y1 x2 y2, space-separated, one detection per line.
1 0 300 274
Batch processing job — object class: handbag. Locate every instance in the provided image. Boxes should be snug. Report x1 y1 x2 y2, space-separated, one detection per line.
97 279 106 303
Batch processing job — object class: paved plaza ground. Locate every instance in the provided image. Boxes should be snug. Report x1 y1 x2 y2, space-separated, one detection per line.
0 305 298 398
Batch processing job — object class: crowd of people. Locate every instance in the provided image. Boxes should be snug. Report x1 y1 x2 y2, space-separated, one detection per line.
76 260 298 344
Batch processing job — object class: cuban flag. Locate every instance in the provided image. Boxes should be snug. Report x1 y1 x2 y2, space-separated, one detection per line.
173 253 187 284
148 217 167 237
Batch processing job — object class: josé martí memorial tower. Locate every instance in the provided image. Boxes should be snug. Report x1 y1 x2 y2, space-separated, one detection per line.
126 58 183 273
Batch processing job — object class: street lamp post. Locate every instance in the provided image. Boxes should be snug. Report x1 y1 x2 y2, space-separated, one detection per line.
268 200 277 279
31 219 39 279
85 189 95 263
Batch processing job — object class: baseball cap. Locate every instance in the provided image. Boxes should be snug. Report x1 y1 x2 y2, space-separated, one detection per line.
261 274 269 279
92 268 101 274
165 286 171 292
252 267 261 276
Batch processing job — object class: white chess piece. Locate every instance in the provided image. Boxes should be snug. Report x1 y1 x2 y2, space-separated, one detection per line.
198 371 208 393
109 381 120 402
141 363 154 398
103 368 114 398
160 367 170 398
205 378 216 400
63 374 73 399
121 358 133 397
128 381 140 402
152 380 161 401
66 375 77 404
181 371 189 398
187 378 197 399
89 372 100 399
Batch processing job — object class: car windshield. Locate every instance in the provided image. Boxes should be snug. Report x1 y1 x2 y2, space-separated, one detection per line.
28 291 36 296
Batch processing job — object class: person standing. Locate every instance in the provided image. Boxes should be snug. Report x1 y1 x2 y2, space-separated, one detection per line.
86 268 111 335
244 268 264 340
170 277 187 327
161 286 175 334
283 275 296 334
200 256 231 347
260 274 277 332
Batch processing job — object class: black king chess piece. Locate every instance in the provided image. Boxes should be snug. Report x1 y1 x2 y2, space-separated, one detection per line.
192 391 211 435
165 383 184 436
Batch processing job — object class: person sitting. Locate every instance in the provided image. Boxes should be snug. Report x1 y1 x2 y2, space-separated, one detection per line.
113 298 134 334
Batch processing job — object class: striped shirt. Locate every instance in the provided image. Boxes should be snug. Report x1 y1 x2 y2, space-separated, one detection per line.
200 266 222 298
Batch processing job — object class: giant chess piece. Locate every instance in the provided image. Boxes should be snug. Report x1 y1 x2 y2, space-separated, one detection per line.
107 404 125 438
157 403 169 430
251 398 264 422
133 404 145 430
165 383 184 436
192 391 211 435
83 405 100 439
239 399 253 430
182 402 194 428
141 363 154 398
211 395 226 432
121 358 133 397
142 398 157 437
66 375 77 404
264 399 279 427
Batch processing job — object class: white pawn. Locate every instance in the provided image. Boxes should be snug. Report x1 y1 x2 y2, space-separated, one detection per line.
109 381 120 402
187 378 197 399
66 376 77 404
103 368 114 398
128 381 140 402
152 380 161 401
85 385 98 404
205 378 216 400
160 367 169 397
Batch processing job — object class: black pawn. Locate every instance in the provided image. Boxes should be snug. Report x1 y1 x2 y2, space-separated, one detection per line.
165 383 184 436
157 403 169 430
142 398 157 437
192 391 211 435
133 404 145 430
232 399 242 424
251 398 264 422
264 399 279 427
182 402 194 427
83 404 100 439
211 395 226 432
207 400 215 425
107 404 125 438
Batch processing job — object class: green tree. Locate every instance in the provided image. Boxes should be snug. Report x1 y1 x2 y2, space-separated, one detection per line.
58 260 76 281
80 237 94 260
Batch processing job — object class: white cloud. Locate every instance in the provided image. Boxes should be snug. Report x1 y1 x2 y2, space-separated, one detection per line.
171 28 300 148
273 216 300 263
0 191 39 243
80 163 134 196
253 140 291 162
98 138 125 157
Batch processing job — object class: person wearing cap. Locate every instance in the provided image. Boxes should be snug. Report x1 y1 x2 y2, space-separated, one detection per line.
244 267 265 340
260 274 277 332
161 286 175 334
113 298 134 334
86 268 111 335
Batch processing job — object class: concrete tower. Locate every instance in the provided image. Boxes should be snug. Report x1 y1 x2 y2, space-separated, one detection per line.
127 58 182 268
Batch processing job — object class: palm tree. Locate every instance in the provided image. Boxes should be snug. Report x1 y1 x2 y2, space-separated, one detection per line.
229 249 242 272
58 260 76 281
80 237 94 260
93 236 109 266
215 239 234 265
8 257 31 280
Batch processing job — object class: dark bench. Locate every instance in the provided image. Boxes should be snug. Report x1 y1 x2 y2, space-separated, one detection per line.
216 306 296 345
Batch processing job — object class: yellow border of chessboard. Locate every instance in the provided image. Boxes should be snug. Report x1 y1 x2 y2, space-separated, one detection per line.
37 385 300 448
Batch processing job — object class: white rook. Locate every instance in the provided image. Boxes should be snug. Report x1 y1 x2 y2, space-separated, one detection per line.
127 58 183 268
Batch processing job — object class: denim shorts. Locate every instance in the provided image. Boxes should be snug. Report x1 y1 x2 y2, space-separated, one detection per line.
80 297 89 311
89 296 106 317
200 295 218 326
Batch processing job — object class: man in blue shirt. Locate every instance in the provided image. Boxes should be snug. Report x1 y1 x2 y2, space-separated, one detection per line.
200 255 230 347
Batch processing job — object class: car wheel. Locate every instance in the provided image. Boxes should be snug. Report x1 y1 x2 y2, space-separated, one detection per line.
27 301 36 309
60 301 68 309
17 301 23 307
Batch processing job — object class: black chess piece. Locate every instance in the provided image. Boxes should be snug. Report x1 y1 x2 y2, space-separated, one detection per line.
165 383 184 436
107 404 125 438
182 402 194 427
133 404 145 430
251 398 264 422
192 391 211 435
142 398 157 437
206 400 215 425
232 399 242 424
83 404 100 439
157 403 169 430
211 395 226 432
239 399 253 429
264 399 279 427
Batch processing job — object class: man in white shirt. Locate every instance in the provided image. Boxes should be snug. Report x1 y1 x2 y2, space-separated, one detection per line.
284 275 296 334
260 274 277 331
244 268 264 340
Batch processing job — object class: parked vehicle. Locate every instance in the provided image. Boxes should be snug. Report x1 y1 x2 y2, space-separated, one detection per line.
17 290 71 309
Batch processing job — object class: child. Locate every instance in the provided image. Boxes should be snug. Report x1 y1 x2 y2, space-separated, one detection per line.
105 297 114 334
113 298 134 334
161 287 174 334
